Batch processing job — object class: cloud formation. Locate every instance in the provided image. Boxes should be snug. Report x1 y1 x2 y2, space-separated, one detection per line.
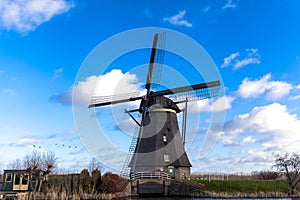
237 73 293 99
10 138 42 147
163 10 192 27
222 103 300 153
189 95 234 113
201 5 211 13
222 0 237 9
221 49 261 69
0 0 74 34
50 69 143 106
289 95 300 101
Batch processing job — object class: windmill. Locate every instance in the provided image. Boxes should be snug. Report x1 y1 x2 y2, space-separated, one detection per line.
89 33 220 180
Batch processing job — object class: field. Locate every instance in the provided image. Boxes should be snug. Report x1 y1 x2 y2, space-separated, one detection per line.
193 179 289 194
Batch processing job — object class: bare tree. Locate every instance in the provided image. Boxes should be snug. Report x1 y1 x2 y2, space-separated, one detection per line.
8 158 23 170
38 151 57 192
252 170 279 180
21 150 57 173
88 158 102 175
21 151 57 193
23 150 42 171
274 153 300 196
41 151 57 174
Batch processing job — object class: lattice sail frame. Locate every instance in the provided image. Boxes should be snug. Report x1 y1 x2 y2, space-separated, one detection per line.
151 32 166 90
168 85 220 102
90 91 141 106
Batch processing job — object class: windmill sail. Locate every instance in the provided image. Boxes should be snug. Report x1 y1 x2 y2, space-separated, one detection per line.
151 32 166 89
89 91 142 108
150 81 220 98
145 34 158 96
160 81 220 102
89 81 220 108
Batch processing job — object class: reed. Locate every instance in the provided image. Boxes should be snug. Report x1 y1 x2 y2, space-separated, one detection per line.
16 191 130 200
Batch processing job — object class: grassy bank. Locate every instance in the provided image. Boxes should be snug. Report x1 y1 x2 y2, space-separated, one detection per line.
193 179 289 194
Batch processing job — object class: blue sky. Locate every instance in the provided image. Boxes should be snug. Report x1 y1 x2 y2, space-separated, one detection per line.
1 0 300 174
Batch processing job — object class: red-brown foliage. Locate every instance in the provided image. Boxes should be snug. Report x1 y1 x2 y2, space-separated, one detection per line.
102 173 128 194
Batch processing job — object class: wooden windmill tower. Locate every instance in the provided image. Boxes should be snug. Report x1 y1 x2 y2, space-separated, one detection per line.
89 33 220 180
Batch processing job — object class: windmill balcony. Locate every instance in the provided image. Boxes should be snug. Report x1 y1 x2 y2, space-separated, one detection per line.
130 171 170 180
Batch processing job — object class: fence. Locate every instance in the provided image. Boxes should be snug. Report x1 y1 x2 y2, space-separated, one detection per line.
191 172 262 181
131 171 170 180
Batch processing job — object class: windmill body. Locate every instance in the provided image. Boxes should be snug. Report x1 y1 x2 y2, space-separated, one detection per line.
89 33 220 180
130 95 192 178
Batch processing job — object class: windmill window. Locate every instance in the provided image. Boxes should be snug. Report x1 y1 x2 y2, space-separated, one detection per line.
164 155 170 162
5 173 12 182
163 134 167 143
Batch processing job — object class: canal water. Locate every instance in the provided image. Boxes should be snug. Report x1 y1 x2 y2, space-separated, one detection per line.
125 198 292 200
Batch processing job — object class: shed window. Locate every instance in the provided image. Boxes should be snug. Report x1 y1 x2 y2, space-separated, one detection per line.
22 175 28 185
14 174 20 185
5 173 12 182
32 174 37 182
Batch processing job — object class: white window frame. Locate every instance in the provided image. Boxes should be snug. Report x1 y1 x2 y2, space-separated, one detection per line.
164 154 170 162
5 173 12 182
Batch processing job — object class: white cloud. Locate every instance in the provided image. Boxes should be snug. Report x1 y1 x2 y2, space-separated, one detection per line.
0 0 74 34
220 52 239 68
51 69 144 106
234 57 260 69
52 68 64 80
237 73 293 99
116 117 138 134
296 84 300 89
222 0 237 9
211 96 234 112
163 10 192 27
236 149 272 164
289 95 300 101
221 49 261 69
201 5 211 13
188 95 234 113
192 101 300 172
16 138 41 146
223 103 300 153
242 136 256 144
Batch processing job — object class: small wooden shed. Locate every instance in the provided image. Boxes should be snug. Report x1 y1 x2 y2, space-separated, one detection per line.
2 169 44 193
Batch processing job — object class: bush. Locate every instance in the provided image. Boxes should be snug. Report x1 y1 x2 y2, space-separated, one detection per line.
102 173 128 194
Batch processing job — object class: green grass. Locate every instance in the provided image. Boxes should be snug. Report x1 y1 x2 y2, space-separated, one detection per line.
192 179 289 194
